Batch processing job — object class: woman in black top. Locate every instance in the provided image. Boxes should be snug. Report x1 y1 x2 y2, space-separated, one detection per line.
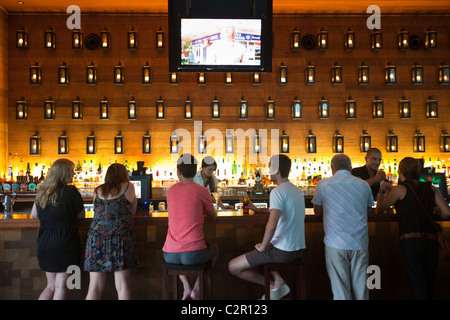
376 157 450 299
31 159 85 300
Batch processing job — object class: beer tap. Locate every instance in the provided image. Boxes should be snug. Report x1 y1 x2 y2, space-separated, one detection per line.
2 193 16 219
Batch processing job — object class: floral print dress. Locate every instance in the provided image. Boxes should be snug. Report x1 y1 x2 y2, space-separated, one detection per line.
84 190 138 272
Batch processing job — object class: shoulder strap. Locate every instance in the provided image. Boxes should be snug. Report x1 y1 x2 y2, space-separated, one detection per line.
403 181 438 232
122 182 129 195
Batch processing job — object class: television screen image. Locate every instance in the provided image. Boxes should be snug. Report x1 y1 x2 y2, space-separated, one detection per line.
181 18 261 66
131 180 142 199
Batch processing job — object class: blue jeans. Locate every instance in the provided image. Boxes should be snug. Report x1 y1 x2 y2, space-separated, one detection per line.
400 237 438 300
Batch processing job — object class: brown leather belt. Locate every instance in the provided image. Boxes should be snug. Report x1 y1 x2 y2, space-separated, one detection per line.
400 232 437 240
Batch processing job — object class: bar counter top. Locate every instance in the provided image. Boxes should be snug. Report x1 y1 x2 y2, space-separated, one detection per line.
0 208 401 228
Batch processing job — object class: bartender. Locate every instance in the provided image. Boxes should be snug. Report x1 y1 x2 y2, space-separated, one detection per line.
351 148 386 198
194 156 233 209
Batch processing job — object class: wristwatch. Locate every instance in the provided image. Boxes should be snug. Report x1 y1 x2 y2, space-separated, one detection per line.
379 190 386 195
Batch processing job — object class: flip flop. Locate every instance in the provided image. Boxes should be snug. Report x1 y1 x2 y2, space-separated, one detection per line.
261 284 290 300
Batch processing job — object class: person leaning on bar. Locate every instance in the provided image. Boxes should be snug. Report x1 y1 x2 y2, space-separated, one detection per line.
228 154 306 300
194 156 233 209
162 154 218 300
351 147 386 198
31 159 85 300
376 157 450 299
313 154 373 300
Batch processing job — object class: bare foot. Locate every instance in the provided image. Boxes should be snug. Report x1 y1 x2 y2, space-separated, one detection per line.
190 287 199 300
182 287 192 300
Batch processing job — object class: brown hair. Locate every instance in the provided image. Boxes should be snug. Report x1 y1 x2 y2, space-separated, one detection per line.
270 154 291 178
201 156 217 192
177 154 198 178
95 163 130 198
398 157 421 181
35 158 75 208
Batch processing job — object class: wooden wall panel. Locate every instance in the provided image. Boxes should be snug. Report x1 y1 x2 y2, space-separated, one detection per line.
0 11 7 177
5 13 450 175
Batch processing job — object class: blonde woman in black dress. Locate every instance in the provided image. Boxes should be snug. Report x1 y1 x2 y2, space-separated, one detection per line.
84 163 138 300
31 159 85 300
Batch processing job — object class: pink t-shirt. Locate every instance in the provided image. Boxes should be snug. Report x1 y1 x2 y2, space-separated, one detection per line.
163 182 214 252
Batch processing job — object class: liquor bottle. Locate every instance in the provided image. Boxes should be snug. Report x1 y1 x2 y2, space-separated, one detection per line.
39 166 45 182
82 159 88 172
393 159 398 184
7 153 13 181
33 163 40 179
232 161 237 175
88 160 94 182
28 177 37 191
76 160 82 172
426 158 434 170
386 160 393 182
436 158 442 173
255 167 261 183
26 163 32 182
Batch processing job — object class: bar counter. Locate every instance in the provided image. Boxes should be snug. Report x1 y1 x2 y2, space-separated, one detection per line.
1 209 449 300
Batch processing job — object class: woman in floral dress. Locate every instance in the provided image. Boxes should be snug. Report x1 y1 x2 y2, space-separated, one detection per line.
84 163 138 299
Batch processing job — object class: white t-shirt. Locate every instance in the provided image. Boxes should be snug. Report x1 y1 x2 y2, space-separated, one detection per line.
269 181 306 251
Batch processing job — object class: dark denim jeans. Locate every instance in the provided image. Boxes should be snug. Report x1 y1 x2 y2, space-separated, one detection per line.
400 237 439 300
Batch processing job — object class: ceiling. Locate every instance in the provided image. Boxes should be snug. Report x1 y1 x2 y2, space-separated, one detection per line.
1 0 449 14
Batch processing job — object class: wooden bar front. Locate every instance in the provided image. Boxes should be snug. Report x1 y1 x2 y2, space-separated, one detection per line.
1 212 449 300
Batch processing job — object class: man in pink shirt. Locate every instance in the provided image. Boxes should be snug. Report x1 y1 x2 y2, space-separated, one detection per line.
163 154 218 300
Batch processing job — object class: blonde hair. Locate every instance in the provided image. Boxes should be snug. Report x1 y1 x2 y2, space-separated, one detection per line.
35 159 75 208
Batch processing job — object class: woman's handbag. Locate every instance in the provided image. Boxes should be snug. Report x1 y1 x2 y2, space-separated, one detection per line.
433 221 450 251
404 182 449 251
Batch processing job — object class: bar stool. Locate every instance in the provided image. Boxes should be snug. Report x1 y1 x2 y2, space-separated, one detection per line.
162 261 212 300
263 258 306 300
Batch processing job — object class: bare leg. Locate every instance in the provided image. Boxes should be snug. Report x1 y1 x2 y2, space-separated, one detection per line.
53 272 70 300
39 272 69 300
86 272 107 300
270 271 286 290
179 275 192 300
228 254 266 287
191 244 219 300
114 269 132 300
38 272 56 300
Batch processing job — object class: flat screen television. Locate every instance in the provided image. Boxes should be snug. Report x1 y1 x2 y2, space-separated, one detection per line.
130 175 152 207
419 172 448 200
169 0 272 73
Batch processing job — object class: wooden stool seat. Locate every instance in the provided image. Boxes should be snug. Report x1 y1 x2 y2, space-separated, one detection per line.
263 258 306 300
162 260 212 300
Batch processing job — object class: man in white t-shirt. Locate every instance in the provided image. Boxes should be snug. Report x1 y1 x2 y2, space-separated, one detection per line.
228 154 305 300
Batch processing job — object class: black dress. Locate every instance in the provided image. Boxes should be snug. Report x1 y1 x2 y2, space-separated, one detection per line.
36 185 84 272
